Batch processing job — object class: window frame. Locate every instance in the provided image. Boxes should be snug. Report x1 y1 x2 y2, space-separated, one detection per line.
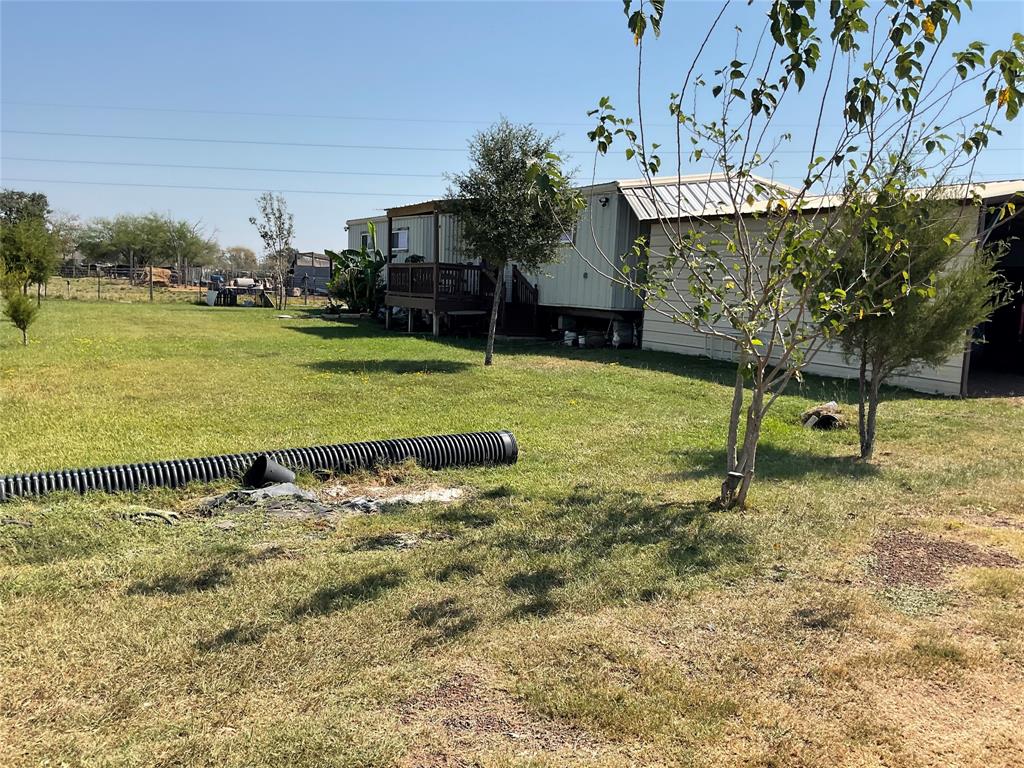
390 227 410 252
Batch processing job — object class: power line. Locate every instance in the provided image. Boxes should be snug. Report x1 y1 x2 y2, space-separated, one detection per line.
1 100 601 128
1 129 469 152
3 172 1015 200
5 156 1012 188
5 128 1022 155
0 100 861 130
0 177 442 197
1 156 446 178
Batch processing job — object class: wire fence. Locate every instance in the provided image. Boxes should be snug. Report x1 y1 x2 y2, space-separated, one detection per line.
48 262 334 306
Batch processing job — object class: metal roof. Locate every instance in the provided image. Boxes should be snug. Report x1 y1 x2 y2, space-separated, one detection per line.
617 174 797 222
800 178 1024 212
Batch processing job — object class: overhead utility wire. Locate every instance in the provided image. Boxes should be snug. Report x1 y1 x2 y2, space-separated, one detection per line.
0 156 446 178
13 129 1015 155
2 156 1013 184
0 177 443 197
2 100 859 130
2 172 1013 198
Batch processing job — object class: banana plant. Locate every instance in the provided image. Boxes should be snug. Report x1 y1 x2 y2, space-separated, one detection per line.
326 221 386 313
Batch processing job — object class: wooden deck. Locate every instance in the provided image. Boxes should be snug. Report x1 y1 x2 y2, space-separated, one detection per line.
385 262 539 335
385 263 496 313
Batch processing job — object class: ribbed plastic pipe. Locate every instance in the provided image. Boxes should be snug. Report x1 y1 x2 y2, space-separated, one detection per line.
0 430 518 502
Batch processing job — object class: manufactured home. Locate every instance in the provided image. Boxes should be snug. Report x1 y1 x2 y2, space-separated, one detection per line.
346 175 1022 395
344 176 783 338
640 178 1024 396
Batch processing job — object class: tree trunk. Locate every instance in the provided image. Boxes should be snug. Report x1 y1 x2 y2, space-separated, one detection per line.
484 265 503 366
862 361 883 461
733 383 765 508
21 328 27 346
857 340 869 458
726 356 746 472
36 283 41 307
149 266 154 302
722 371 765 509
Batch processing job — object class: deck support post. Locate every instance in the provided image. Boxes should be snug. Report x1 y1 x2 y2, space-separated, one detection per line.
432 312 440 337
408 309 414 333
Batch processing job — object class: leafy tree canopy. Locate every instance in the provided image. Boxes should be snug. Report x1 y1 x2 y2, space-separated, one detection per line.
0 189 50 226
448 119 582 274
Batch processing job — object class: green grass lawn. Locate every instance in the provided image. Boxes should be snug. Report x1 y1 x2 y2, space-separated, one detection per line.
2 301 1022 767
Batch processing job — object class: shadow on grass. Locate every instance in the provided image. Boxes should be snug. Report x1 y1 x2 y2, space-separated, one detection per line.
304 359 474 375
197 622 272 651
431 559 483 582
287 317 939 408
291 569 405 620
282 321 386 342
436 505 496 529
128 564 232 595
197 569 406 652
428 486 757 621
128 547 292 597
505 565 565 619
669 444 880 482
408 596 479 648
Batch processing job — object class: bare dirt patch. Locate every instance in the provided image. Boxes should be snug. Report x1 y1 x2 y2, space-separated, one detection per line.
399 671 600 765
320 482 465 510
870 530 1021 588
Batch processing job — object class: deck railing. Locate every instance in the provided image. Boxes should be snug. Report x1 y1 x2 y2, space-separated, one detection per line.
387 262 497 302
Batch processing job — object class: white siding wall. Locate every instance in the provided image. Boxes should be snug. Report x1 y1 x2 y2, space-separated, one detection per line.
347 214 463 262
347 217 386 252
532 189 644 312
641 219 967 396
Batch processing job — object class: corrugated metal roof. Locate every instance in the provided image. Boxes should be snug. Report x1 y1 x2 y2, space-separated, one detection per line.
618 174 797 221
801 178 1024 211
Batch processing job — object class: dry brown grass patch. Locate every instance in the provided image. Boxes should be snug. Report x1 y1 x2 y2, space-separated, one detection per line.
861 668 1024 768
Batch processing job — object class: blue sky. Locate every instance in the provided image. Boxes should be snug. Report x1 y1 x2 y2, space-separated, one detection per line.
2 0 1022 253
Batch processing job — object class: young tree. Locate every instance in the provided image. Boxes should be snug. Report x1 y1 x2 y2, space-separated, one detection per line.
0 216 59 304
0 189 57 304
448 119 583 365
1 263 38 345
833 188 1004 459
249 193 295 309
2 289 39 345
542 0 1022 507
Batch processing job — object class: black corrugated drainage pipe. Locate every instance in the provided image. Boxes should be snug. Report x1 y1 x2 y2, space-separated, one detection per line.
0 431 518 502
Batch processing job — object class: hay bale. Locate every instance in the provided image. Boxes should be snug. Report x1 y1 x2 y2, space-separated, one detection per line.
148 267 172 287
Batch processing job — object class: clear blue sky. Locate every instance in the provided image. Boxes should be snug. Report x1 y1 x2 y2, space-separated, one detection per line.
2 0 1022 253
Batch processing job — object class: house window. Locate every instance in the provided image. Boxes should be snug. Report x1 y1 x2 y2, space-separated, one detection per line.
559 225 576 245
391 228 410 252
360 232 374 250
